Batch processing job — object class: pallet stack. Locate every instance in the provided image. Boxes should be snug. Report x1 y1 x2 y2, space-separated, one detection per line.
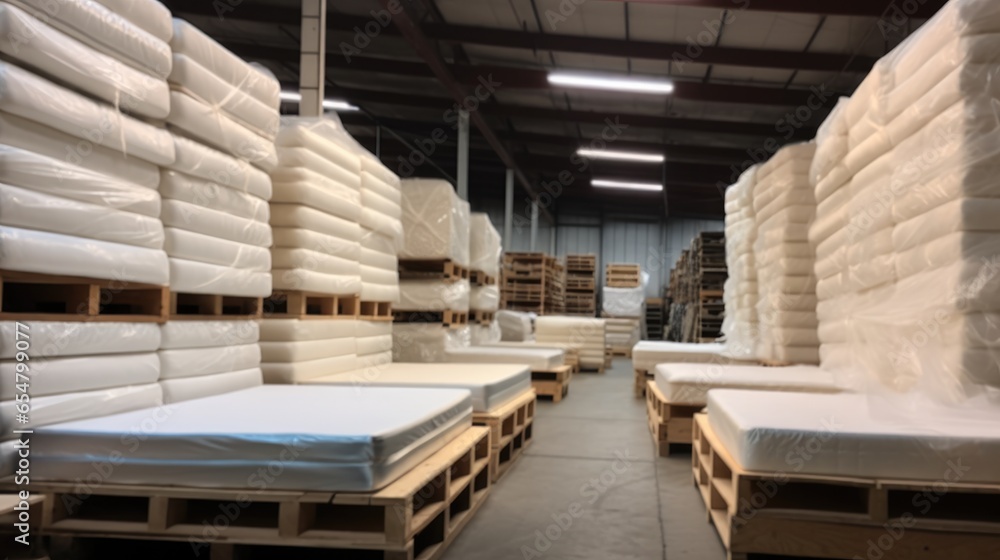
564 254 597 316
545 257 566 314
645 298 665 340
605 263 642 287
501 252 561 314
665 233 728 342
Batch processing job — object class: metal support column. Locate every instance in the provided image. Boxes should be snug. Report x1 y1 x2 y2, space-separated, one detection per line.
456 109 470 200
503 169 514 250
530 202 539 251
299 0 327 116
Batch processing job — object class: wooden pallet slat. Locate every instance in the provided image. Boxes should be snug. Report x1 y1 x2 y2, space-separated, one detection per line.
398 260 468 283
360 301 394 321
393 310 469 327
264 291 359 320
0 270 169 322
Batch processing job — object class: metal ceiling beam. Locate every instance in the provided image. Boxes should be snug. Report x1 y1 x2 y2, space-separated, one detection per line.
375 0 554 224
594 0 945 18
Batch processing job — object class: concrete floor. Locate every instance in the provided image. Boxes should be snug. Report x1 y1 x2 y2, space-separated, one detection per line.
441 358 728 560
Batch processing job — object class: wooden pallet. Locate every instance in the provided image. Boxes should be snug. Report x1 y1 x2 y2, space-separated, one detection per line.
565 254 596 272
608 346 632 358
531 365 572 403
359 301 393 321
646 380 702 456
393 310 468 327
472 390 536 483
691 414 1000 560
633 368 652 398
31 428 491 560
0 270 168 322
469 310 495 325
468 270 497 286
399 260 468 283
170 293 263 320
565 277 595 291
263 291 359 319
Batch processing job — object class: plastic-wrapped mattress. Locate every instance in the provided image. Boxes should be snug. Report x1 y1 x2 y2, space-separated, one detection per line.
0 352 159 399
399 178 470 266
397 279 470 311
393 324 470 363
0 383 162 437
167 135 272 200
167 90 277 171
160 320 259 349
469 212 501 277
305 363 531 412
159 367 262 403
445 346 564 370
92 0 172 43
0 321 161 358
653 363 839 404
497 310 532 342
631 341 732 371
33 385 474 491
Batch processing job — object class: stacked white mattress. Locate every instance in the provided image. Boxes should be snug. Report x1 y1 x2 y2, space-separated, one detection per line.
397 279 470 312
259 319 357 383
399 178 471 265
498 310 533 341
721 166 760 359
469 213 501 280
157 321 262 403
445 347 565 370
631 341 736 371
304 362 531 412
360 226 401 303
356 149 403 302
752 142 820 364
269 118 362 296
602 286 645 317
536 316 605 369
470 321 502 345
392 324 470 363
33 385 474 491
707 389 1000 483
605 317 642 349
653 363 840 404
356 320 393 370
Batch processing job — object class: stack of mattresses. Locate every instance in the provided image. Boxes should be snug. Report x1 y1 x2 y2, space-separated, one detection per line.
0 0 176 473
535 316 605 370
158 321 261 402
721 165 760 359
469 213 502 345
356 145 402 306
752 142 820 365
604 317 641 353
497 310 532 341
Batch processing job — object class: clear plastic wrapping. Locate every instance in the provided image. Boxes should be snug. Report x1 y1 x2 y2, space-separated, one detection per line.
601 286 645 317
0 383 162 438
0 351 159 399
160 320 259 349
168 134 273 200
470 321 502 345
0 321 161 359
399 178 471 266
470 285 500 312
497 310 532 342
0 3 168 119
168 90 277 172
392 323 470 363
397 279 470 312
93 0 172 43
160 367 262 404
469 212 501 277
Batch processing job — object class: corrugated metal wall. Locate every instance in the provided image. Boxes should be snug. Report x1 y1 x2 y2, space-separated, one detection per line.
474 199 722 297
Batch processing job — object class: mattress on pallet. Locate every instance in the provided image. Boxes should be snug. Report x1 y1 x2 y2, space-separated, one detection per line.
168 257 271 297
0 383 162 439
707 389 1000 483
304 362 531 412
397 279 470 312
360 282 399 303
470 285 500 312
632 341 732 371
470 322 501 345
275 120 361 180
259 319 356 342
159 199 271 248
159 367 262 404
261 353 357 384
0 225 168 285
159 170 269 222
0 3 168 118
0 352 159 400
0 184 163 250
164 228 271 272
357 334 392 356
0 62 173 166
497 310 532 342
167 91 277 172
158 343 261 379
269 168 361 222
93 0 171 43
168 134 272 200
34 385 474 491
14 0 171 78
445 346 564 370
0 321 161 359
259 338 355 363
170 18 279 108
653 363 840 404
393 324 470 363
469 212 501 278
399 178 470 265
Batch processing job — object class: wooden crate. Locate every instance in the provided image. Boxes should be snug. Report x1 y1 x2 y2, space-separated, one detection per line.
691 413 1000 560
645 380 702 456
399 260 468 283
531 365 572 403
393 310 468 328
359 301 394 321
565 254 596 273
31 428 491 560
472 390 536 483
604 264 641 288
0 270 168 323
263 291 359 320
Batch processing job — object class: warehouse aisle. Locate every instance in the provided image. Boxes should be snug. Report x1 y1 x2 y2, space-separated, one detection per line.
443 358 726 560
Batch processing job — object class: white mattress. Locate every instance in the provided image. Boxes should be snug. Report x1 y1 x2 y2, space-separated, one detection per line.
535 316 605 367
708 389 1000 482
469 213 501 277
632 341 729 371
270 203 360 242
259 319 357 342
0 112 159 188
0 184 164 250
170 53 278 140
0 352 159 399
305 362 531 412
159 320 259 350
358 350 393 369
272 247 359 277
167 90 277 172
653 363 839 404
170 18 279 108
269 168 361 222
275 119 362 179
93 0 172 43
164 228 271 271
158 343 261 379
270 267 361 295
470 322 502 345
0 145 159 217
393 324 470 363
602 286 645 317
168 257 271 297
0 383 162 437
271 229 361 267
0 62 173 166
34 385 474 491
259 338 355 363
0 3 168 119
0 225 168 285
160 199 271 248
0 321 160 359
497 310 532 342
399 178 471 266
357 334 393 356
159 170 269 222
470 285 500 312
397 279 470 311
261 354 357 384
445 347 564 370
159 367 262 404
167 134 272 201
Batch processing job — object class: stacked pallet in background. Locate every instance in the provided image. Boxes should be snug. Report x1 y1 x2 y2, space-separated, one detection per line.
645 298 665 340
536 316 607 374
394 179 472 361
469 213 503 344
502 252 562 314
564 254 597 316
546 258 566 314
605 263 641 287
601 262 644 355
664 233 728 342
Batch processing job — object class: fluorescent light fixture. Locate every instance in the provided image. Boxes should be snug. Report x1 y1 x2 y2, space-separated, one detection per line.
279 90 359 112
592 178 663 192
576 148 665 163
548 71 674 94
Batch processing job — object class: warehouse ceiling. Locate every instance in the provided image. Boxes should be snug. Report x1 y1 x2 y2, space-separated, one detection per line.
162 0 943 219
